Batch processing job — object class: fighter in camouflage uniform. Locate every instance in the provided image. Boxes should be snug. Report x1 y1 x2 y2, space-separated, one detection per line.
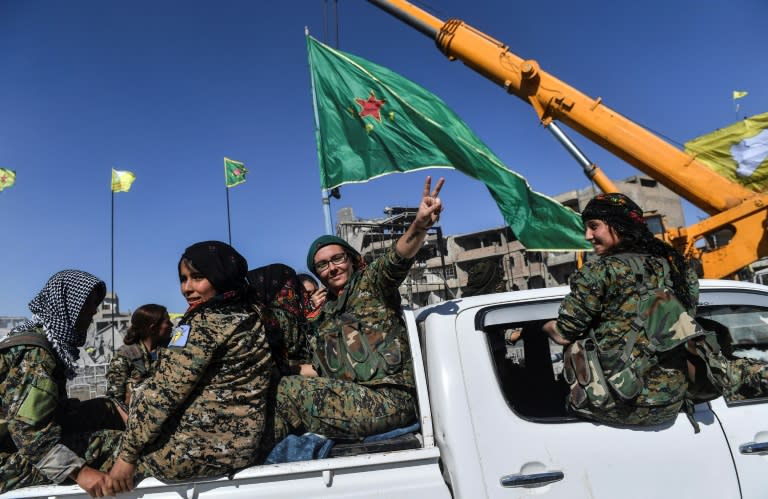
106 304 172 408
247 264 312 376
0 270 123 497
107 241 273 493
543 193 700 426
269 177 444 445
696 317 768 402
105 342 154 408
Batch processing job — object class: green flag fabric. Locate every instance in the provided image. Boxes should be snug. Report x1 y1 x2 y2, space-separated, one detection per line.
307 36 589 251
0 168 15 191
224 157 248 188
685 112 768 193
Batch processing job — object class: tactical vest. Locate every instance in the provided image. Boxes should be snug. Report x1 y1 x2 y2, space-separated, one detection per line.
313 272 405 384
563 254 738 430
314 311 404 383
0 332 62 447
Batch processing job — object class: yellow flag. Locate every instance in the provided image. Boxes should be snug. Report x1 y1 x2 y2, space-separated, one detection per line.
111 168 136 192
685 112 768 193
0 168 16 191
733 90 749 100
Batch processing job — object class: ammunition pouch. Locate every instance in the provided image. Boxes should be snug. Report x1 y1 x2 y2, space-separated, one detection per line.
314 312 403 382
563 339 616 411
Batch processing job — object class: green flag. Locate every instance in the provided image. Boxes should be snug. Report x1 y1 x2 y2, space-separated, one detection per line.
0 168 16 192
224 157 248 188
685 112 768 193
307 36 589 251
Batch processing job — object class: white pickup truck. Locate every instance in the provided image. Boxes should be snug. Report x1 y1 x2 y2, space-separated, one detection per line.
7 279 768 499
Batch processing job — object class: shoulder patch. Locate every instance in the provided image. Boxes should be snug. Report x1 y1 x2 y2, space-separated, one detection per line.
168 325 191 348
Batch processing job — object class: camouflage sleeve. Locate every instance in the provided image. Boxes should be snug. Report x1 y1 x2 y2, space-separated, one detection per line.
117 311 231 463
686 264 700 313
276 309 312 367
105 352 131 402
366 244 414 308
3 347 85 483
556 260 609 342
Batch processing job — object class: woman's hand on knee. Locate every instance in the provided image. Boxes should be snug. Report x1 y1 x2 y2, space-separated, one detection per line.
107 457 136 494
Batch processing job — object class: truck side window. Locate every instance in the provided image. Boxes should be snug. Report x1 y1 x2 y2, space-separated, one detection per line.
697 304 768 403
485 320 572 420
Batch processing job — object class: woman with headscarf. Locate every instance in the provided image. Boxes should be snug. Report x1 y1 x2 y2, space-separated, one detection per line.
247 264 312 377
0 270 123 497
105 304 173 409
542 193 699 426
463 258 505 297
297 273 325 321
107 241 273 492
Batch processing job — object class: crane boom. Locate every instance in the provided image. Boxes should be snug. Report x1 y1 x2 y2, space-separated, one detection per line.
368 0 768 278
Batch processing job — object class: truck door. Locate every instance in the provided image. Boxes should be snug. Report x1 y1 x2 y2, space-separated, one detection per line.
696 286 768 499
453 297 740 499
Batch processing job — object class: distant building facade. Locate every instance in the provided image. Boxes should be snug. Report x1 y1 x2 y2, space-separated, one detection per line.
69 292 132 400
555 175 685 236
0 316 29 339
336 175 684 307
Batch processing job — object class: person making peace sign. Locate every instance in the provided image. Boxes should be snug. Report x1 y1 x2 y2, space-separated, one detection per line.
265 176 444 450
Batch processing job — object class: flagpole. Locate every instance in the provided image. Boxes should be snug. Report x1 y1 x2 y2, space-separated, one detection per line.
225 185 232 245
111 189 115 354
306 27 335 235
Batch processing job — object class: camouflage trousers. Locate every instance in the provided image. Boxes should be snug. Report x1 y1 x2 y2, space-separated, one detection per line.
268 376 415 448
101 435 253 482
0 397 124 494
728 357 768 400
568 399 683 426
103 410 267 481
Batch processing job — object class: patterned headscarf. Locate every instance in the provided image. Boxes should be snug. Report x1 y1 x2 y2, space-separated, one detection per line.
247 263 307 375
179 241 248 295
581 193 646 233
247 264 303 318
12 270 106 379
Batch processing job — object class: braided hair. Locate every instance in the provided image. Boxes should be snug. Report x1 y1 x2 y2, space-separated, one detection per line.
581 193 696 310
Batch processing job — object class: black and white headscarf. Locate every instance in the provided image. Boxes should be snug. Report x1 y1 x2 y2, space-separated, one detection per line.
12 270 105 379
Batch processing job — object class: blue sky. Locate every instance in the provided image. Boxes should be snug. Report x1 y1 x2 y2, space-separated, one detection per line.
1 0 765 317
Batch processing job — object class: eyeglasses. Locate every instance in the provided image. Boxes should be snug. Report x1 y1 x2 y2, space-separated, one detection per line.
314 252 348 272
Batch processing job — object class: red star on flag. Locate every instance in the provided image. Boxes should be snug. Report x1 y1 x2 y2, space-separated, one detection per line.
355 90 386 122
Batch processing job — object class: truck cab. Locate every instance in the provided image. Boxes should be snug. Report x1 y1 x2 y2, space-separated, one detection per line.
415 279 768 498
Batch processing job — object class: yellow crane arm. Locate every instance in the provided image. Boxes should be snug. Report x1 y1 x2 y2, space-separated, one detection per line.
369 0 768 278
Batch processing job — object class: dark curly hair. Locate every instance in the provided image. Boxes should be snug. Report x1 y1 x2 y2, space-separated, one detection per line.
600 217 696 311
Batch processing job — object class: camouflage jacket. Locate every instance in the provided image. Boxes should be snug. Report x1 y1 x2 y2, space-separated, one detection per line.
557 253 699 406
311 244 415 390
263 306 312 375
118 299 274 470
105 342 155 405
0 329 85 483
